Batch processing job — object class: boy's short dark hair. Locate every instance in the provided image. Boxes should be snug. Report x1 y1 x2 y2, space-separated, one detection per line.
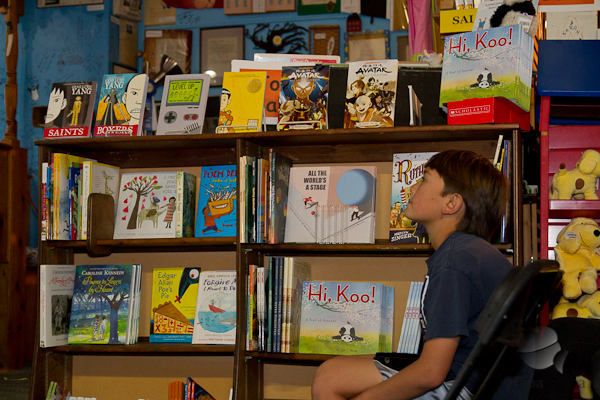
426 149 508 240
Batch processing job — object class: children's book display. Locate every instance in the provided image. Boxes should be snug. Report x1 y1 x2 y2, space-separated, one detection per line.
94 73 149 136
299 281 394 355
278 64 329 131
344 60 398 129
150 267 200 343
439 25 534 111
156 74 211 135
191 270 237 345
194 165 237 238
397 281 423 354
113 171 196 239
216 71 267 133
68 264 141 345
40 264 76 348
43 81 97 139
80 161 120 240
389 152 437 244
284 166 377 244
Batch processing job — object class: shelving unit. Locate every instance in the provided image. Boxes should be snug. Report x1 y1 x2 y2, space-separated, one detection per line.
32 124 522 400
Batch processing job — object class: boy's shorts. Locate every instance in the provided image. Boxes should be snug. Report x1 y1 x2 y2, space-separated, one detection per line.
373 353 473 400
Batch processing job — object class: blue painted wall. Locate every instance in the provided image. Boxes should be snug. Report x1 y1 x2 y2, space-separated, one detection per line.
1 0 390 246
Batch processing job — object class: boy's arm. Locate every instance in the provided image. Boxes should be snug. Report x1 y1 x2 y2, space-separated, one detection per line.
352 336 460 400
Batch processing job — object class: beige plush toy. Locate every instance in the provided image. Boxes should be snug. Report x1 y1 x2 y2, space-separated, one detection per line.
554 217 600 299
550 149 600 200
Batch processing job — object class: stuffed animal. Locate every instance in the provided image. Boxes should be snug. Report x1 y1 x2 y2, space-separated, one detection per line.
550 149 600 200
552 292 600 319
554 218 600 299
489 0 539 38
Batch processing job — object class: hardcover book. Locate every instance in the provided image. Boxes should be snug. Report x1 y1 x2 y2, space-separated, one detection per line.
40 264 76 348
439 25 534 111
80 161 120 240
194 165 237 238
278 64 329 130
68 264 137 345
150 267 200 343
216 71 267 133
191 270 237 345
344 60 398 129
53 153 90 241
284 166 377 244
268 150 293 244
43 81 97 139
299 281 394 355
94 73 149 136
113 171 196 239
389 152 437 244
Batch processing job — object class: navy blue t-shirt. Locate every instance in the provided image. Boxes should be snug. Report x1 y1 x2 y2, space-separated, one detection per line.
419 231 532 398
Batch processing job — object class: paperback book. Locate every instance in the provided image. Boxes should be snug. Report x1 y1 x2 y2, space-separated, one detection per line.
268 150 293 244
40 264 76 348
217 71 267 133
191 270 237 345
389 152 437 244
344 60 398 129
397 281 423 354
94 73 149 136
299 281 394 355
150 267 200 343
284 166 377 244
43 81 97 139
113 171 196 239
194 165 237 238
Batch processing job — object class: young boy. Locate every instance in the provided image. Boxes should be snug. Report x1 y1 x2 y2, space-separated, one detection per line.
311 149 532 400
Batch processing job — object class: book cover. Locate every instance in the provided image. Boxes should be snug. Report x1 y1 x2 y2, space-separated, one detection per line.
43 81 97 139
194 165 237 238
217 71 267 133
40 264 76 348
150 267 200 343
68 265 135 345
389 152 437 244
344 60 398 129
113 171 196 239
285 258 312 353
284 166 377 244
439 25 534 111
299 281 393 355
94 73 149 136
185 377 216 400
156 74 211 135
546 11 598 39
278 64 329 130
268 150 293 244
81 161 120 240
191 270 237 345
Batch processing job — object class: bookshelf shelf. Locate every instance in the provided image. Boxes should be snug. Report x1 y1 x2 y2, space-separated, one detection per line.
549 200 600 219
50 339 235 356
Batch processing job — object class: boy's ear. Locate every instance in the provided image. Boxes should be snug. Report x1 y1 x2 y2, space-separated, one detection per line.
442 193 464 216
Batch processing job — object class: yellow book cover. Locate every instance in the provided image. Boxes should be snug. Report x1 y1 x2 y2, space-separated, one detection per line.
150 267 200 343
217 71 267 133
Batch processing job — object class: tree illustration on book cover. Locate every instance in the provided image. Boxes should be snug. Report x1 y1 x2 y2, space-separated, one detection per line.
68 265 133 345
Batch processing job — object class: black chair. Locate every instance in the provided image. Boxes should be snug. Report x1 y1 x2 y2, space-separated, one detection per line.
444 259 563 400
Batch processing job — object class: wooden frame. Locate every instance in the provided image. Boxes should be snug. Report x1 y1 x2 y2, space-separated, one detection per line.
297 0 340 15
200 26 245 87
390 30 409 61
344 30 391 63
309 25 340 56
112 63 137 75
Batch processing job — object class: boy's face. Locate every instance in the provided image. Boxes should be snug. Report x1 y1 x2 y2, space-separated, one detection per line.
123 74 146 122
404 167 447 226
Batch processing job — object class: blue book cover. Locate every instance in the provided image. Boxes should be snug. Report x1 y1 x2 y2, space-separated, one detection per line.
195 165 237 237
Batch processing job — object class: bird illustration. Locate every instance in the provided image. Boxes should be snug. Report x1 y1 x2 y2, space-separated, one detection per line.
175 268 200 303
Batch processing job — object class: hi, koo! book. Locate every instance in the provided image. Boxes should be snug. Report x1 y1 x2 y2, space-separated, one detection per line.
299 281 394 355
43 81 97 138
150 267 200 343
195 165 237 238
439 25 534 111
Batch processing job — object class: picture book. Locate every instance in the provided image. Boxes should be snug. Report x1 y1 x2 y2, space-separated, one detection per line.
284 258 311 353
156 74 211 135
277 64 329 131
344 60 398 129
216 71 267 133
68 264 137 345
439 25 534 111
150 267 200 343
113 171 196 239
94 73 149 136
268 150 293 244
299 281 394 355
40 264 76 348
389 152 437 244
194 165 237 238
186 377 216 400
284 166 377 244
80 161 120 240
191 270 237 345
43 81 97 139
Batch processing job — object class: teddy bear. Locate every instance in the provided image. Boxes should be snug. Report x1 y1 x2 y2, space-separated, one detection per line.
552 292 600 319
489 0 539 38
550 149 600 200
554 217 600 300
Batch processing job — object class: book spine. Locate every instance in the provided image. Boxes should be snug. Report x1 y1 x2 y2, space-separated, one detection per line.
274 257 282 352
257 266 265 351
81 162 91 240
282 257 291 353
267 256 273 352
268 150 275 244
40 265 46 347
411 282 423 354
261 159 269 243
176 171 184 238
239 156 246 243
251 157 257 243
41 163 48 241
398 282 414 353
